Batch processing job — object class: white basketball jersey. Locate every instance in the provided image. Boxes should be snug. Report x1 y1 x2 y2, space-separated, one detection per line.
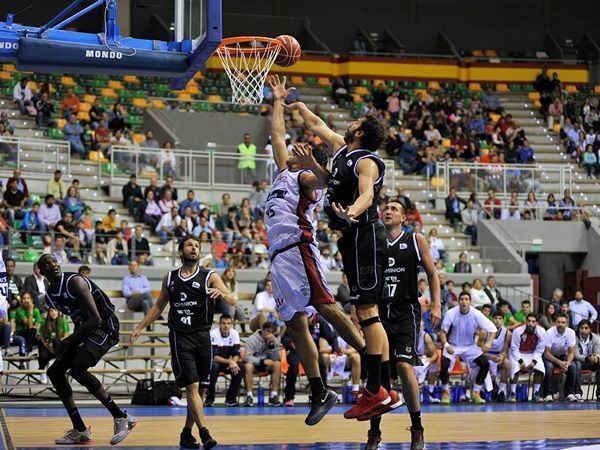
265 169 322 258
489 326 507 354
416 330 426 357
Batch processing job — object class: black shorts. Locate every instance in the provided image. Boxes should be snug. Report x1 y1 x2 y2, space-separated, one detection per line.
59 329 119 368
170 329 212 388
383 302 422 366
338 222 386 306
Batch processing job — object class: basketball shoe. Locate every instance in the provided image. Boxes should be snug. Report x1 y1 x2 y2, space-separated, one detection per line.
55 427 93 445
357 389 404 421
305 389 338 426
343 386 390 420
110 413 138 445
441 389 451 404
408 426 425 450
365 429 381 450
470 390 486 404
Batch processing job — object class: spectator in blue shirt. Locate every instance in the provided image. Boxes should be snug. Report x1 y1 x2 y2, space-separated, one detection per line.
20 202 41 233
559 188 576 221
469 112 486 136
482 88 501 112
398 136 418 174
62 113 86 157
179 189 201 216
122 260 153 315
517 139 535 164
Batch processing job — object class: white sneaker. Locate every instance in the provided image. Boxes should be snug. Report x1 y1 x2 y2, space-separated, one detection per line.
575 394 584 403
55 427 93 444
544 395 554 403
428 397 441 404
39 373 48 384
566 394 577 402
110 413 138 445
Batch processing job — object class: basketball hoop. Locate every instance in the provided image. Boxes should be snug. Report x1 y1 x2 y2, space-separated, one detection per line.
216 36 283 105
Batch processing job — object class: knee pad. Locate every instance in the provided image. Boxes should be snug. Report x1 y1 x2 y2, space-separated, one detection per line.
358 316 381 329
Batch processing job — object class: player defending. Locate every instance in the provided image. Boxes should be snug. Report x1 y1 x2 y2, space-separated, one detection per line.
131 236 236 449
285 90 392 421
366 200 442 450
266 75 366 425
37 254 137 445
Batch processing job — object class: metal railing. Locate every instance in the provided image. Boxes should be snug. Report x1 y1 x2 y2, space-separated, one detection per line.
432 162 573 200
0 136 70 176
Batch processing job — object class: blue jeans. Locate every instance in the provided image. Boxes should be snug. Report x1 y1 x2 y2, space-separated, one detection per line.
157 230 170 245
1 324 27 355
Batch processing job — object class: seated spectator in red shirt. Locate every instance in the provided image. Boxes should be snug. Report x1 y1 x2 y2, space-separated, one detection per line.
484 189 502 219
93 118 111 152
406 204 423 227
60 88 80 118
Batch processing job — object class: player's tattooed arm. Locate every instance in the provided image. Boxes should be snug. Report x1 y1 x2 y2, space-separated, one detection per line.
208 272 236 306
131 275 169 342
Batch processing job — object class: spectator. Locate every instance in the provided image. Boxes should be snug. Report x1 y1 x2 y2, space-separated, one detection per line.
427 228 448 263
5 258 23 307
220 267 248 330
569 290 598 328
583 145 597 179
544 193 560 220
0 111 14 135
38 194 61 231
573 319 600 402
10 291 42 353
523 192 539 220
51 236 69 263
142 129 159 150
548 97 564 130
238 133 257 185
93 118 111 153
143 190 162 230
319 247 336 271
37 308 70 383
35 92 55 127
56 212 82 254
107 228 129 265
542 313 577 402
207 314 245 406
47 170 66 204
352 34 367 55
100 208 118 236
470 279 488 309
128 225 151 265
122 175 144 219
90 242 110 265
3 177 26 224
250 280 278 331
78 265 91 277
23 263 49 311
159 176 179 201
500 203 521 221
211 231 229 268
483 190 502 220
89 97 104 129
460 199 478 245
560 300 574 326
122 261 153 316
243 321 282 406
513 300 533 325
11 169 29 199
454 252 472 273
249 180 269 219
179 190 201 216
60 88 80 118
445 187 466 227
385 127 402 158
482 88 501 112
560 189 575 221
398 137 418 174
539 303 557 330
156 206 181 245
13 77 33 115
387 91 400 120
483 276 505 307
517 139 535 164
160 141 178 179
109 102 127 131
508 313 546 403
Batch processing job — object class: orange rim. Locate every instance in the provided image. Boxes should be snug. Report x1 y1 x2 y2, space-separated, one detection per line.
218 36 282 54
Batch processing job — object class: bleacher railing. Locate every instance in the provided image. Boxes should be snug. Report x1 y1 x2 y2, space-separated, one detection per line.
109 145 396 190
0 136 70 176
432 162 573 200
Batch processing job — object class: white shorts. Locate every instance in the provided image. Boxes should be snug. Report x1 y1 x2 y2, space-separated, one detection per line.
443 344 483 369
510 354 546 379
413 355 434 384
270 243 335 322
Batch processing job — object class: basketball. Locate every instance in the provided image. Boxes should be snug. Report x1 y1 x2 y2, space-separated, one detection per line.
274 35 301 67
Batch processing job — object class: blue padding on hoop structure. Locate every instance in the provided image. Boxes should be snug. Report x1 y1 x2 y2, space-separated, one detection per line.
17 37 189 77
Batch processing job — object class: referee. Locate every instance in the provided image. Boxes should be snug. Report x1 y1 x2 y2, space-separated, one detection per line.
131 236 236 449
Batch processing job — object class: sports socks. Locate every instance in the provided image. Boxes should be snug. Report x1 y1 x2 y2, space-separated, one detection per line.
533 383 541 394
510 384 517 395
410 411 423 431
365 354 382 393
101 396 127 419
67 407 87 432
498 383 507 394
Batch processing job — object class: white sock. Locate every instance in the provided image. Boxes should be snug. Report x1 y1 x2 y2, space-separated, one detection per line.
428 385 435 394
473 384 482 393
247 391 253 397
270 390 278 398
442 384 449 391
352 384 359 391
510 384 517 394
498 383 507 393
533 383 541 394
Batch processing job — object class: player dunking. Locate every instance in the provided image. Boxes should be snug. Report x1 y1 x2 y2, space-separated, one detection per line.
131 236 236 449
37 254 137 445
285 100 398 420
365 200 441 450
265 75 366 425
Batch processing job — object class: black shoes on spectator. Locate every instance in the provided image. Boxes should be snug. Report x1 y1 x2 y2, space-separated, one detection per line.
269 395 282 406
244 395 254 407
496 391 506 403
224 399 239 407
199 427 217 450
305 389 338 426
179 432 200 449
204 398 214 407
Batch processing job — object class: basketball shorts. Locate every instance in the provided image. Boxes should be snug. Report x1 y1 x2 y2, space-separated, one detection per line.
338 222 386 306
169 329 212 388
442 344 483 369
80 328 120 365
509 354 546 379
270 242 334 322
383 302 422 366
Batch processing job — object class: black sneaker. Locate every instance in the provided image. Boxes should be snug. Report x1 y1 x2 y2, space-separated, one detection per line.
244 395 253 407
496 391 506 403
305 389 338 426
365 429 381 450
269 395 282 407
204 398 214 407
224 399 239 407
179 433 200 449
408 426 425 450
199 427 217 450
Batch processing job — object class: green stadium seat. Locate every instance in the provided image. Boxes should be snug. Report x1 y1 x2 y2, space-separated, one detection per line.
23 249 40 262
127 116 143 126
119 90 133 98
305 77 317 85
248 105 260 115
197 102 212 112
48 128 64 139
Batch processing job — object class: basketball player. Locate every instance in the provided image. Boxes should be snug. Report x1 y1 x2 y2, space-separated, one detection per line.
285 91 394 421
131 236 236 449
484 311 512 402
413 322 439 394
508 313 546 403
366 200 442 450
37 254 137 445
438 291 497 405
265 75 366 425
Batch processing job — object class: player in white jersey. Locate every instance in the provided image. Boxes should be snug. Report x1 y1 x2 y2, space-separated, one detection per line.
438 291 497 404
264 75 365 426
413 322 438 387
483 311 512 402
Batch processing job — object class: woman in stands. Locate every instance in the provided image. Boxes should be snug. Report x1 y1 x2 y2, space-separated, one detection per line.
64 186 85 220
37 308 70 383
523 191 539 220
539 303 557 330
143 190 162 230
221 267 248 332
544 193 559 220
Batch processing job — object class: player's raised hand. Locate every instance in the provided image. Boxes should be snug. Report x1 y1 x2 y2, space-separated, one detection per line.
267 74 295 101
291 143 318 168
282 101 306 111
331 202 358 224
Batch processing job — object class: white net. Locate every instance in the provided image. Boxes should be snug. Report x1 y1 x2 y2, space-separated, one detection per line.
216 39 281 105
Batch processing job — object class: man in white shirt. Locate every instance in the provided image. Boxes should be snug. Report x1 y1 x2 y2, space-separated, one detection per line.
460 200 478 246
508 313 546 402
542 313 577 402
568 290 598 328
500 204 521 221
207 314 244 406
573 319 600 401
155 206 181 245
438 291 497 404
13 77 32 115
249 280 280 331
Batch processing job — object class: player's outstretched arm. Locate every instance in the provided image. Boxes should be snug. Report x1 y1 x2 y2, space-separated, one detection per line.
268 75 295 171
131 275 169 342
284 102 345 153
208 272 236 306
416 233 441 329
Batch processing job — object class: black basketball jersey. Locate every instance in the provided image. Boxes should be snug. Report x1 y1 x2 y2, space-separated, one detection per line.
384 231 422 310
45 272 118 335
324 145 386 231
166 266 214 333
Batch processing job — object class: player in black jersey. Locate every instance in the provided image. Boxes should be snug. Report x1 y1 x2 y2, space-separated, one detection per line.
37 254 137 446
285 101 394 420
131 236 235 450
365 200 441 450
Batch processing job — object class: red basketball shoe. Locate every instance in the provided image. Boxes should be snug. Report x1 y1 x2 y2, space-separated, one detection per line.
343 386 390 420
357 388 404 421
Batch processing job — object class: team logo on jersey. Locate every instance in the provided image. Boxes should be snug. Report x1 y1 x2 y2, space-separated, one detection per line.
180 292 188 301
399 243 408 249
405 346 412 353
63 293 68 298
388 257 395 266
192 281 200 288
346 160 353 167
